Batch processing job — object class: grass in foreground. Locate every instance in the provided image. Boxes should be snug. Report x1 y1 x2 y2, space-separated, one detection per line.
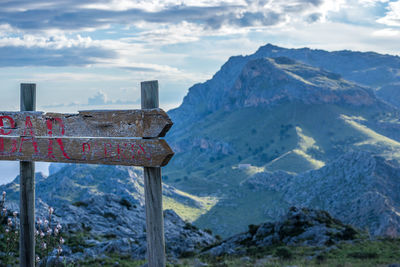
176 237 400 267
2 236 400 266
64 237 400 266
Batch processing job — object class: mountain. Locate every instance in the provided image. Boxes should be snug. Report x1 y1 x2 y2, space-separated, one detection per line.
252 44 400 108
0 164 216 260
3 44 400 243
253 44 400 89
164 44 400 237
169 43 400 126
243 151 400 237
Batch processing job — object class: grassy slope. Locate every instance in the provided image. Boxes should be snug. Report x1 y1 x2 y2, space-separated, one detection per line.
71 237 400 266
164 101 400 236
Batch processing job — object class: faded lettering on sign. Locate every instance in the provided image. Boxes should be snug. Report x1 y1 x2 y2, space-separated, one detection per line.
0 115 158 165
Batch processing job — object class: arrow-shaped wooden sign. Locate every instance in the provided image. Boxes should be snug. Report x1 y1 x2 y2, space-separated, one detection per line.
0 108 172 138
13 82 172 267
0 108 174 167
0 137 173 167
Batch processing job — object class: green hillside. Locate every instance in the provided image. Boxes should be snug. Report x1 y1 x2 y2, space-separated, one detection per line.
164 101 400 236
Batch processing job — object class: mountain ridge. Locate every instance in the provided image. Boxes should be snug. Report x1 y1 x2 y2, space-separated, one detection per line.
164 44 400 237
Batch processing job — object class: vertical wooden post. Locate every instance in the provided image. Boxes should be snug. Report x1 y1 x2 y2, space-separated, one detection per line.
20 84 36 267
141 80 166 267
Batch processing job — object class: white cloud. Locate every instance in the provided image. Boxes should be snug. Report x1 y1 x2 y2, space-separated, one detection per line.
377 0 400 26
373 27 400 36
88 91 107 105
0 0 399 115
81 0 248 12
0 34 94 49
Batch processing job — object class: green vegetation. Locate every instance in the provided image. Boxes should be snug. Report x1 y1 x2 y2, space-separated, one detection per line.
176 237 400 266
195 188 286 237
164 101 400 237
162 192 217 222
3 236 389 266
73 254 146 267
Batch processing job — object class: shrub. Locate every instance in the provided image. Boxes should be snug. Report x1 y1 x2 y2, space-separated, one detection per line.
72 201 88 207
204 228 213 235
341 225 358 240
35 206 65 263
348 251 378 259
248 224 259 235
119 198 132 210
275 247 293 259
184 222 198 231
1 192 65 265
103 212 117 220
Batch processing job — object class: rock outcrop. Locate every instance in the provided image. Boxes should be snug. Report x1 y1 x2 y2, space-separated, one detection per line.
244 151 400 237
205 206 361 256
0 164 216 261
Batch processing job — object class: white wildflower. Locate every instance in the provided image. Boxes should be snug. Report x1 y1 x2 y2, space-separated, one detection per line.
47 228 53 235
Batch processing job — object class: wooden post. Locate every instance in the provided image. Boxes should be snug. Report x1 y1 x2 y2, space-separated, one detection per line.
141 80 166 267
20 84 36 267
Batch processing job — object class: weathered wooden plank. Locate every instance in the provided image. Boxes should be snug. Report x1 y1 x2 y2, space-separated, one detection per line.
20 83 36 267
0 108 172 138
144 167 164 267
0 137 173 167
141 80 166 267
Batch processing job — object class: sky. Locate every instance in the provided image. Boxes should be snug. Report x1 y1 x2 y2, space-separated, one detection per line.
0 0 399 184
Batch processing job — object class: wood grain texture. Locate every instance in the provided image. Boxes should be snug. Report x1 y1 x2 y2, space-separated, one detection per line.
141 80 159 110
142 80 166 267
0 108 172 138
20 161 35 267
20 83 36 267
144 167 165 267
0 137 173 167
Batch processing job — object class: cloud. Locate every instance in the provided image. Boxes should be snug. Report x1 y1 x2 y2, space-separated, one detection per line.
377 0 400 26
0 0 398 72
0 0 332 33
88 91 107 105
85 90 140 106
43 90 139 109
0 45 116 67
0 34 117 67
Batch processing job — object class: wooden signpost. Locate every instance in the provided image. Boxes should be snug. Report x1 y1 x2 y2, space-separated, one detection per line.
1 81 173 267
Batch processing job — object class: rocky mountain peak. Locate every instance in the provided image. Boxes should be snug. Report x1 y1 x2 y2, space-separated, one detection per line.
169 45 387 127
220 57 377 110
